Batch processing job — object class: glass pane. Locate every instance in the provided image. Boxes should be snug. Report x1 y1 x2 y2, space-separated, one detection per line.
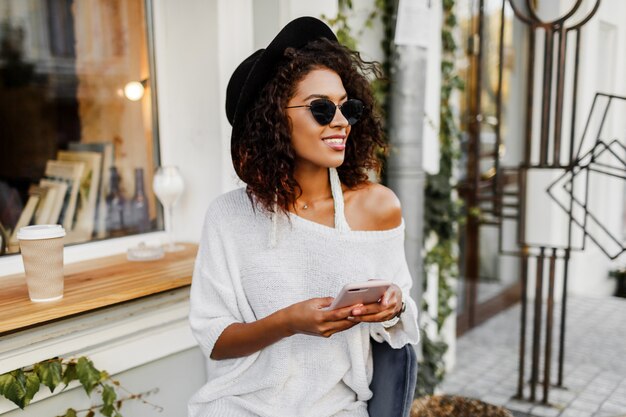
0 0 158 256
477 226 521 303
456 0 527 318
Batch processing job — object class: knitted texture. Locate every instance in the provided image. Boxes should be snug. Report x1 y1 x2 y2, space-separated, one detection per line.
188 186 420 417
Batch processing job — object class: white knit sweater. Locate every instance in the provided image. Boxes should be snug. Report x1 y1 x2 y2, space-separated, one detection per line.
188 171 420 417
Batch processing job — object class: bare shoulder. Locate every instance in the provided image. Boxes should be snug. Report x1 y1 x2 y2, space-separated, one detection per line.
345 182 403 231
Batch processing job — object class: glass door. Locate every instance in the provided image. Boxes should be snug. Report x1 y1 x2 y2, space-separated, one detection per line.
456 0 528 334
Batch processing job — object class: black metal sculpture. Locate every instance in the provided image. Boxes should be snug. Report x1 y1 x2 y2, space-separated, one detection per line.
488 0 626 405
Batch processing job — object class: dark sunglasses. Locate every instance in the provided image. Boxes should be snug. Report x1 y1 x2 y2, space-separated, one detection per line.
286 98 364 126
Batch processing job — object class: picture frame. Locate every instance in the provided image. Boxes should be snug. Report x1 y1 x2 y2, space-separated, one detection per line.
44 160 85 234
7 186 45 252
69 142 115 239
57 150 102 240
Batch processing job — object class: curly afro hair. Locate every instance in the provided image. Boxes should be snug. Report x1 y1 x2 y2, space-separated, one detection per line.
232 38 387 215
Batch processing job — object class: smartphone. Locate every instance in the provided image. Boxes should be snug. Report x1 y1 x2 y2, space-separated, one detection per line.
328 280 392 310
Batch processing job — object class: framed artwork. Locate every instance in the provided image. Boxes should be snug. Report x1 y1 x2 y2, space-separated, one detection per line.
7 186 45 252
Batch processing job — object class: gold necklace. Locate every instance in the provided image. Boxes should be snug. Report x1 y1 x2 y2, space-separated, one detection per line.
297 194 332 211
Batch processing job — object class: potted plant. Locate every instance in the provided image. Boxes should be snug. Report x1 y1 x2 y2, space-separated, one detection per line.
609 267 626 298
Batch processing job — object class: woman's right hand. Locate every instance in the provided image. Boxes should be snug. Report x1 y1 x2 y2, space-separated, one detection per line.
211 297 360 359
282 297 361 338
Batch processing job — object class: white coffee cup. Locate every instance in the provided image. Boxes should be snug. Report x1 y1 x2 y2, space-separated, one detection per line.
17 225 66 302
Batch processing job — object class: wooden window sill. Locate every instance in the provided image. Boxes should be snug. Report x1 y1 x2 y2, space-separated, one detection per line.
0 243 197 336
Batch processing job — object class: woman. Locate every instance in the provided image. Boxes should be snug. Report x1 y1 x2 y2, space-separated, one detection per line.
189 16 419 417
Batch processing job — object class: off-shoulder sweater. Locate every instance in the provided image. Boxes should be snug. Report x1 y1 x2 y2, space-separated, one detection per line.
188 168 420 417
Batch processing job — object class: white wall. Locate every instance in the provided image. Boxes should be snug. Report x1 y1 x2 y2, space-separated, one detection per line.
154 0 251 244
567 0 626 297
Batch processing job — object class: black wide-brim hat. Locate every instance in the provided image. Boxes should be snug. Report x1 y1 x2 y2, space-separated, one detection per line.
225 16 337 146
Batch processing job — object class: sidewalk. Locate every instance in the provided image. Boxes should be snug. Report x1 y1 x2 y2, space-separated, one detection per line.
439 296 626 417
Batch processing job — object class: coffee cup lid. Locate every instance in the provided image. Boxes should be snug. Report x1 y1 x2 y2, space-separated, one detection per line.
17 225 66 240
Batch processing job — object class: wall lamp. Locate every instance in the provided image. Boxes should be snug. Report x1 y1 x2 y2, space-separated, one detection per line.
124 78 149 101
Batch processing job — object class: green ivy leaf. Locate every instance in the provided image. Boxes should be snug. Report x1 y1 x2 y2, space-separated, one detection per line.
13 369 26 387
62 362 78 385
100 384 117 416
35 359 63 392
23 372 40 407
0 372 25 408
11 370 29 408
57 408 77 417
102 384 116 406
101 403 114 417
76 357 102 395
0 373 11 396
443 0 455 10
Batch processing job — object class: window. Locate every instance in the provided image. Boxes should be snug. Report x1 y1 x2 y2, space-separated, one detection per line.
0 0 160 256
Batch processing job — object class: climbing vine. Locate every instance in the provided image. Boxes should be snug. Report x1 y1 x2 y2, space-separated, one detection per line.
322 0 395 181
322 0 394 116
418 0 464 396
0 357 160 417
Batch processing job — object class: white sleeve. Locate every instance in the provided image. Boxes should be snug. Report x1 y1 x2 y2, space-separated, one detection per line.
369 237 420 348
189 212 242 359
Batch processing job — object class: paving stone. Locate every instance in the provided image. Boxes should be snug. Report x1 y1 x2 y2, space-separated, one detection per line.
463 387 491 398
577 364 603 375
529 404 561 417
450 369 477 383
439 382 464 394
548 389 577 406
590 379 620 392
504 400 534 413
560 409 598 417
500 378 520 389
566 377 593 390
472 380 501 392
591 412 620 417
585 383 617 396
567 375 596 385
576 390 611 405
568 399 601 413
492 384 518 398
482 394 511 407
607 393 626 407
600 401 626 414
483 372 510 384
448 375 475 388
572 366 601 379
596 372 624 384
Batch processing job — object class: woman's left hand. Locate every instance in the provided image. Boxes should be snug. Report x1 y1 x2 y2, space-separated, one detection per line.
348 283 402 323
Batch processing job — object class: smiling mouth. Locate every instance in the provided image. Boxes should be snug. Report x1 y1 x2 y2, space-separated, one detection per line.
322 138 345 145
322 137 346 151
